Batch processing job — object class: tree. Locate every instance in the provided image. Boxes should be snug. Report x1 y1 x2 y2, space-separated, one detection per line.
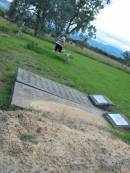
0 8 5 17
31 0 52 36
8 0 52 36
8 0 18 21
51 0 110 39
30 0 111 37
8 0 34 36
122 51 130 66
49 0 74 35
8 0 33 26
8 0 110 39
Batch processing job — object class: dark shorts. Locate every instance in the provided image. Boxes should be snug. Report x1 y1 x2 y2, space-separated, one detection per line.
54 43 62 52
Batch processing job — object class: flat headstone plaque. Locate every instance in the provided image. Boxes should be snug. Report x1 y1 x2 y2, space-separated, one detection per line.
104 113 130 128
93 95 108 104
88 95 113 107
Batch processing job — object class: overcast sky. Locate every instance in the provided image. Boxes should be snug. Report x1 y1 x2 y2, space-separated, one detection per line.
93 0 130 50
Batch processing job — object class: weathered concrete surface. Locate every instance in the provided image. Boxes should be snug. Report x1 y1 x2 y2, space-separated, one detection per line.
16 68 91 106
11 82 104 115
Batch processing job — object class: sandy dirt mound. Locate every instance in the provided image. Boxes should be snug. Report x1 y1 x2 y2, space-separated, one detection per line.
0 105 130 173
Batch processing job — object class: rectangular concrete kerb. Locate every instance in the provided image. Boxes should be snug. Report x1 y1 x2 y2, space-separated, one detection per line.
104 113 130 128
11 68 104 114
16 68 90 106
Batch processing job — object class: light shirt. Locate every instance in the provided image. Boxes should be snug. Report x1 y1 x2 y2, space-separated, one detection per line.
56 35 66 47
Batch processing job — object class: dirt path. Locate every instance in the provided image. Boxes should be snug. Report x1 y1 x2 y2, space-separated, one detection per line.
0 103 130 173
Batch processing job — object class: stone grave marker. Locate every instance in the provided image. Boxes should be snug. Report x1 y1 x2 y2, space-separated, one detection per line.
88 95 113 108
104 113 130 128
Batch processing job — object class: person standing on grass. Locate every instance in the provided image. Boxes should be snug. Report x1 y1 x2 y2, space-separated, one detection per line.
54 33 67 52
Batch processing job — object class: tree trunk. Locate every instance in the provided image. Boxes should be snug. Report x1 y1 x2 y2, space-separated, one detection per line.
34 11 46 37
34 17 42 36
34 10 41 37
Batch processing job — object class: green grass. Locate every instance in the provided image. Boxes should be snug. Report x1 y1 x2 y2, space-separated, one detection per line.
0 17 130 143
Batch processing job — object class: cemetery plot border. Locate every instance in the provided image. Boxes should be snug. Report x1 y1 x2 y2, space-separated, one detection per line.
11 69 104 114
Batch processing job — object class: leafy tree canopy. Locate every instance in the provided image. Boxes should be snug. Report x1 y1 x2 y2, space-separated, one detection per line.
8 0 111 38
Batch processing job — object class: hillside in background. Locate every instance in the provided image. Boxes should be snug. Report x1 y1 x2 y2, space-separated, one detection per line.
70 33 123 59
88 39 123 58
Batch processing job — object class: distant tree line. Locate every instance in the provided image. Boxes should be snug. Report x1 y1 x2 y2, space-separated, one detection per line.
7 0 110 39
0 8 5 17
122 51 130 66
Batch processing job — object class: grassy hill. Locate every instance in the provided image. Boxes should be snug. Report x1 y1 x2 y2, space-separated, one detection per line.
0 17 130 143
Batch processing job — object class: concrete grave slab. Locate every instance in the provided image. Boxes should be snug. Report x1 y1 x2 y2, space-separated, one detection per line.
104 113 130 128
11 82 104 115
88 95 113 108
16 68 91 106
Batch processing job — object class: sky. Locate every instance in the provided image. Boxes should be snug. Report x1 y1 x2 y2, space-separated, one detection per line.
93 0 130 50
